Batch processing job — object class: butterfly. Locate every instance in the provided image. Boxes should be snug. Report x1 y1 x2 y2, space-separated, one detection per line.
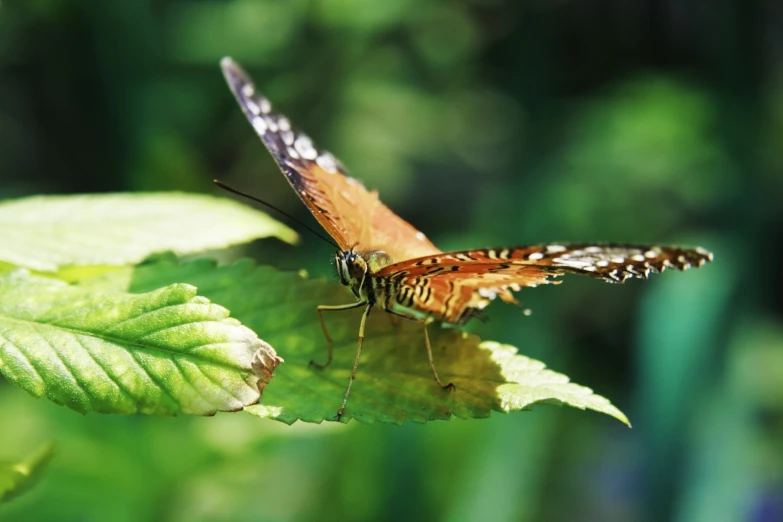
218 57 713 420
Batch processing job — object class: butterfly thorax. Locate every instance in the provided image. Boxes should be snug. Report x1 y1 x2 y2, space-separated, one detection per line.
335 249 394 305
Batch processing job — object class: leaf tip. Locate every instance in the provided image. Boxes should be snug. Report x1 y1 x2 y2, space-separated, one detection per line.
606 407 631 427
251 339 284 396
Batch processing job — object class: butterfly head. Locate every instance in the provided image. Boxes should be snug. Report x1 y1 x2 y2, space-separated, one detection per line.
335 250 366 288
335 250 394 300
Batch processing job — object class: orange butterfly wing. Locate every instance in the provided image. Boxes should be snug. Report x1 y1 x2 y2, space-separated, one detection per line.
222 58 714 325
377 244 713 323
221 58 440 263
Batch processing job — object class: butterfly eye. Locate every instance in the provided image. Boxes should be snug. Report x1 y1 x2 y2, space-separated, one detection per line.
335 254 350 286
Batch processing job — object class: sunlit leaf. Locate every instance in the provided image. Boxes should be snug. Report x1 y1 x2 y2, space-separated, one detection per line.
0 443 55 503
0 193 298 271
0 270 282 415
123 259 629 425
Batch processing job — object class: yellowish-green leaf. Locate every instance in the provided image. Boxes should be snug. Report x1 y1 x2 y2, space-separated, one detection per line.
0 270 282 415
0 193 297 271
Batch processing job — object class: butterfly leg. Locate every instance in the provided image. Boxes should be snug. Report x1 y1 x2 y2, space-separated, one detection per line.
386 309 455 392
421 321 456 392
312 301 366 369
336 303 373 420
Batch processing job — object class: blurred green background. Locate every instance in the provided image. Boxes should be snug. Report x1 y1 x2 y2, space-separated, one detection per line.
1 0 781 521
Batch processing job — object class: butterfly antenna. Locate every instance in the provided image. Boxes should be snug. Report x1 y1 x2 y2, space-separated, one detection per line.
214 179 340 249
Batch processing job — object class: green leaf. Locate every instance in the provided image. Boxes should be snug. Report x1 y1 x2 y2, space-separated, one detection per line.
0 193 298 271
123 259 629 425
0 270 282 415
0 443 55 503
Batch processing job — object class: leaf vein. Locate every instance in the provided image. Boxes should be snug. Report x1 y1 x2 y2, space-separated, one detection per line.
67 330 136 407
126 351 181 411
0 332 45 387
0 315 250 374
185 357 251 404
31 324 93 410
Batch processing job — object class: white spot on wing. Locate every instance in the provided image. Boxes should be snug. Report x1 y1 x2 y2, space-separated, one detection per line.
554 258 595 270
528 252 545 261
281 130 295 146
286 146 300 159
278 117 291 132
251 116 267 135
546 245 566 253
294 135 318 160
415 231 426 241
245 98 261 115
260 99 271 114
478 288 498 300
241 84 255 98
316 152 339 173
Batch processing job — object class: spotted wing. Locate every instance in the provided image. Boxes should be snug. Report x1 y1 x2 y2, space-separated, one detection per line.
376 244 713 324
220 58 440 261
